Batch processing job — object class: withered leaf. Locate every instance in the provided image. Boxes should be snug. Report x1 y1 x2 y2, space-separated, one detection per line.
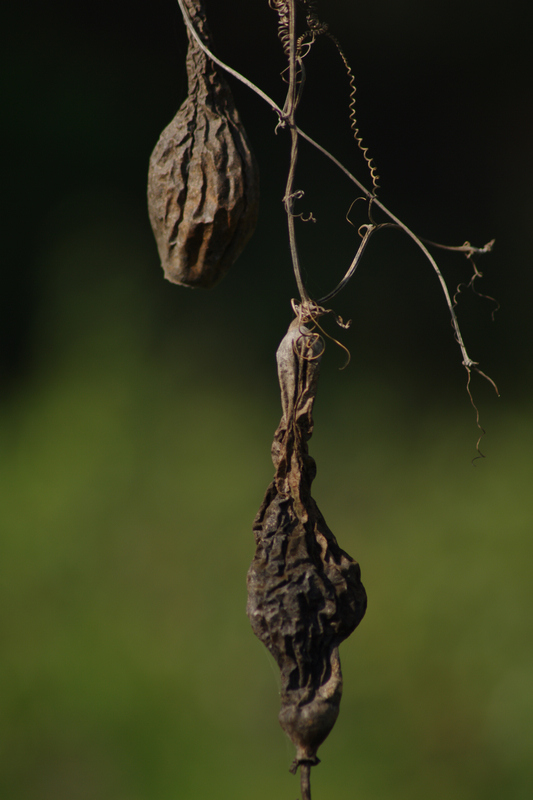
247 319 367 774
147 0 259 289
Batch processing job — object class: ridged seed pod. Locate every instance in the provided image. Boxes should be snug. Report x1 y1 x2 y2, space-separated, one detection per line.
147 0 259 289
247 320 367 782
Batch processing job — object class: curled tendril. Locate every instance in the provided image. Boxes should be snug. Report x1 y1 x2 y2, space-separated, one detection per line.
454 258 501 322
273 0 380 195
291 299 352 369
297 33 317 60
461 360 500 464
465 366 486 464
284 189 316 222
346 196 380 231
270 0 291 56
345 196 368 227
327 33 380 196
293 328 326 362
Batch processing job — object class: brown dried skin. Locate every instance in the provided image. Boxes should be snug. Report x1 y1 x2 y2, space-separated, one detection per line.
147 0 259 289
247 319 367 771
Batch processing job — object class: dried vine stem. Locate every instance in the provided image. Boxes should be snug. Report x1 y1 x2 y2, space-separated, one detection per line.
176 0 497 400
300 762 311 800
283 0 309 303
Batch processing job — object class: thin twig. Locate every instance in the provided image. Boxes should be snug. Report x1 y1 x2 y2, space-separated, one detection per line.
282 0 309 302
420 237 495 257
319 222 395 303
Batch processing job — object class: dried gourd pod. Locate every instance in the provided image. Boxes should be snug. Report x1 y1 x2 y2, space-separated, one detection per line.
147 0 259 288
247 319 367 786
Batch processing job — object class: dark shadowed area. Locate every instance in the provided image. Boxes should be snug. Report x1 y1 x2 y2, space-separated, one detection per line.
1 2 532 799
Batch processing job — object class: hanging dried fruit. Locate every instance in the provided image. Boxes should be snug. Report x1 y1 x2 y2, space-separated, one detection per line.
147 0 259 289
148 3 498 800
247 317 367 785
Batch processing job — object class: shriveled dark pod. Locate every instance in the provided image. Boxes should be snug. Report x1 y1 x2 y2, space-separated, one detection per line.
247 318 367 789
147 0 259 289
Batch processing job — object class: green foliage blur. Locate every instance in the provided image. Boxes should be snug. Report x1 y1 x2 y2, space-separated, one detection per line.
2 1 532 799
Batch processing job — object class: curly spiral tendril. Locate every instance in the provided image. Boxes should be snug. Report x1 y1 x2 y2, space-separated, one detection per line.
326 33 380 196
272 1 319 88
302 0 328 34
298 0 328 56
274 0 381 197
296 31 317 60
270 0 291 56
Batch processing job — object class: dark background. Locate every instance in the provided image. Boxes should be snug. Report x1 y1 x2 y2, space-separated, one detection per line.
1 2 532 799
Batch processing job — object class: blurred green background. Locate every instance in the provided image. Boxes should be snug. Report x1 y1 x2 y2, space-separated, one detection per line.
2 1 532 798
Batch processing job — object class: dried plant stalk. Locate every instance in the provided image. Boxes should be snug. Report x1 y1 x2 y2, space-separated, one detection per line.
147 0 259 289
247 319 367 779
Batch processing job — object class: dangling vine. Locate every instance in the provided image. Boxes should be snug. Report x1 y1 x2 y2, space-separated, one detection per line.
148 2 499 798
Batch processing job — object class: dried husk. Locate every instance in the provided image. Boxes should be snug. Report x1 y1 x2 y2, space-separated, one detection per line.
147 0 259 289
247 319 367 774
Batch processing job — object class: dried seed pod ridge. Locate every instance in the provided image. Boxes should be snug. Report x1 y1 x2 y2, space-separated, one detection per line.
147 0 259 289
247 318 367 774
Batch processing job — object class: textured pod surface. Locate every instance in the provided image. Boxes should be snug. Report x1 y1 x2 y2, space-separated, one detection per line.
147 0 259 289
247 319 367 773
